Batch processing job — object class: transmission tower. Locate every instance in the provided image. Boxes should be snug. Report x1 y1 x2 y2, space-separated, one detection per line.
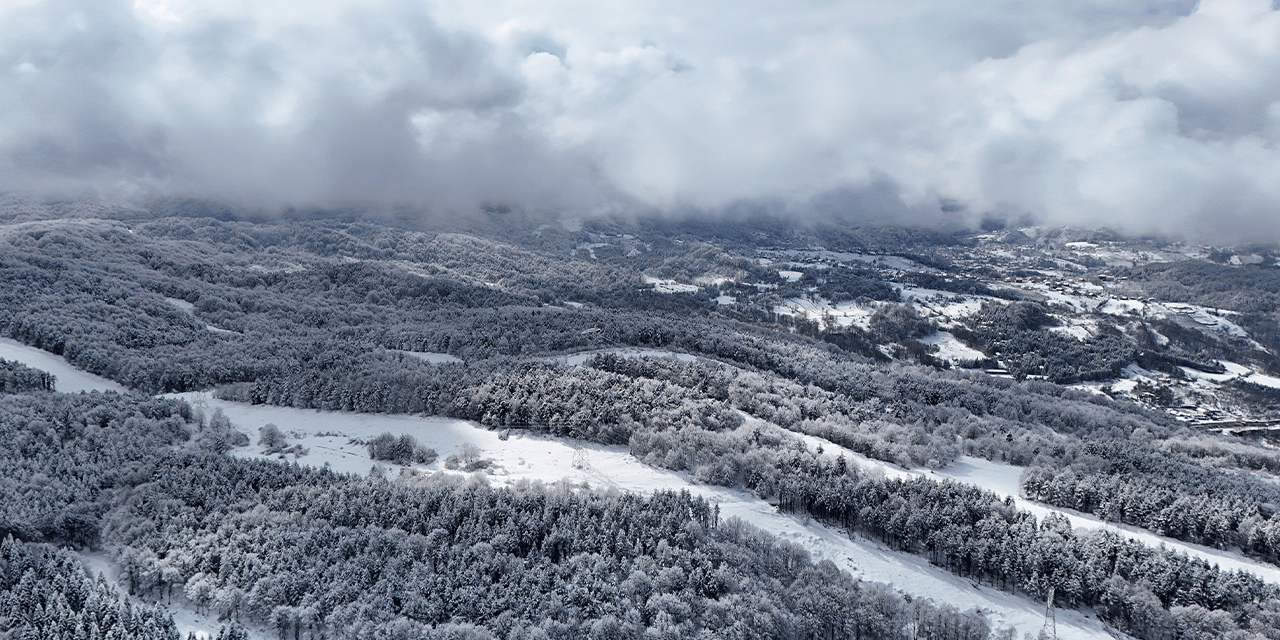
572 446 590 470
1041 585 1057 640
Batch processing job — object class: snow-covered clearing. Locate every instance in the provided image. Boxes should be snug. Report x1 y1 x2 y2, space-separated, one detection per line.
397 350 463 364
1050 324 1093 341
1182 361 1280 390
918 331 986 363
789 428 1280 585
164 297 196 313
642 275 699 293
0 338 125 393
1011 281 1107 314
161 393 1123 639
773 297 874 330
897 286 989 321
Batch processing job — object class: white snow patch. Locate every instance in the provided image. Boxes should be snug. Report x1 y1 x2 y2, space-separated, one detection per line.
1147 303 1249 338
0 338 125 393
398 350 463 364
778 270 803 282
918 331 986 362
1050 325 1092 341
694 275 733 286
1099 298 1145 316
576 243 610 259
1110 379 1138 393
642 275 699 293
773 297 874 330
165 297 195 313
715 295 736 305
897 286 989 321
1182 361 1280 390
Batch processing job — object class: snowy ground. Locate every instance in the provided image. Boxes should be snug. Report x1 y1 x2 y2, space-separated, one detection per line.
0 338 125 393
897 286 990 321
918 331 986 363
397 350 463 364
642 275 699 293
773 297 875 330
163 393 1127 640
1181 360 1280 390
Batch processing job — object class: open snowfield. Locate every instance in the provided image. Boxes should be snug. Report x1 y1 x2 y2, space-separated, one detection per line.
1182 361 1280 390
773 297 875 330
0 338 125 393
918 331 986 363
642 275 700 293
163 393 1127 640
897 286 990 321
397 350 463 364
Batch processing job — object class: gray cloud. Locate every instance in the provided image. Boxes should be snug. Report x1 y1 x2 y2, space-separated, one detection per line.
1 0 1277 241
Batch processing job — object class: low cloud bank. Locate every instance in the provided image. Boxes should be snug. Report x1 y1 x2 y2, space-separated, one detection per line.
2 0 1277 241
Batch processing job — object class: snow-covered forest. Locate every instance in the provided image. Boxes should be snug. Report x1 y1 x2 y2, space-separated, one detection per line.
3 198 1280 639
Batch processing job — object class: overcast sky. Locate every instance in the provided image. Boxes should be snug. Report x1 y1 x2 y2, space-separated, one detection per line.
2 0 1278 240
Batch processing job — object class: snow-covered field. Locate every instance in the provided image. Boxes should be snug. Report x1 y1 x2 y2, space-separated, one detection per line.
1182 361 1280 390
162 393 1126 639
897 286 990 321
773 297 875 330
642 275 699 293
0 338 124 393
918 331 986 363
397 350 463 364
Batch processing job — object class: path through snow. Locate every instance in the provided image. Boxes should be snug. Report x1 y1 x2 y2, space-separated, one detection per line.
0 338 125 393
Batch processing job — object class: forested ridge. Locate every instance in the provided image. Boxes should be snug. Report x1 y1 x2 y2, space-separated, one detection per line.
3 206 1280 639
1 384 1278 637
0 390 1000 640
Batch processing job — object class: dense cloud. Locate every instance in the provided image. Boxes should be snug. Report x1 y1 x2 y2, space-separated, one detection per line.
1 0 1277 240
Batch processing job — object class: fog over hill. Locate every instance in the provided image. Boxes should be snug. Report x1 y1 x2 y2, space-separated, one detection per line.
3 0 1280 241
